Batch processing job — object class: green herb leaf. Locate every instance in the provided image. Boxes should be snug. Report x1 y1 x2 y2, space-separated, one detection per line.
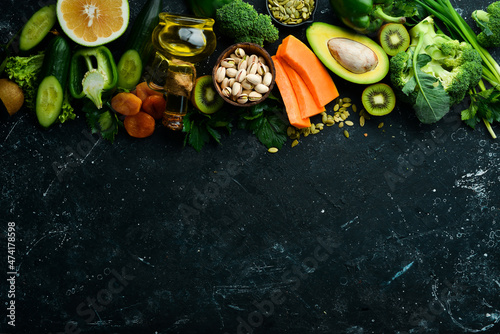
82 99 121 143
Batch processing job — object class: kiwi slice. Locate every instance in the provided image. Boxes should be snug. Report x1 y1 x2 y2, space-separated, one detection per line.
378 23 410 57
361 83 396 116
190 75 224 114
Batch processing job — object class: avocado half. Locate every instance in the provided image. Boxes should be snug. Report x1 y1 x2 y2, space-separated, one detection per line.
306 22 389 84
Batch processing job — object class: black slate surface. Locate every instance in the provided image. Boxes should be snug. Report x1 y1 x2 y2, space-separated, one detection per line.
1 0 500 333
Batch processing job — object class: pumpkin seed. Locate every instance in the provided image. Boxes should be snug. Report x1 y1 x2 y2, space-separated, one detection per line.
287 126 295 137
352 104 357 112
343 97 351 102
345 120 354 126
334 104 340 111
268 147 279 153
360 116 365 127
291 139 299 147
378 122 384 128
338 122 344 128
342 103 352 108
344 130 349 138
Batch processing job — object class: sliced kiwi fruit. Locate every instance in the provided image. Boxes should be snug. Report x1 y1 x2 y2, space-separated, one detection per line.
190 75 224 114
378 23 410 57
361 83 396 116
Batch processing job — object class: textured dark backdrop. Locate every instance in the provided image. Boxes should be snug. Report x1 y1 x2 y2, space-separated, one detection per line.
1 0 499 333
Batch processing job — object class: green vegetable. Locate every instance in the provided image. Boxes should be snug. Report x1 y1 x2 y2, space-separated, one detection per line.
185 0 233 18
462 83 500 139
390 16 482 123
82 99 122 143
472 1 500 48
117 49 143 90
415 0 500 137
4 53 44 110
69 46 118 109
183 106 233 152
116 0 162 89
328 0 411 35
215 0 279 46
19 4 56 51
36 36 72 128
36 76 64 128
237 97 287 149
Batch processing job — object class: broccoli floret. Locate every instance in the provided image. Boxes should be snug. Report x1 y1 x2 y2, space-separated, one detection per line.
215 0 279 46
472 1 500 48
390 16 482 107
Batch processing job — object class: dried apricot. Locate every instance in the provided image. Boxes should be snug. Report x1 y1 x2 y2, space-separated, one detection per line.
111 92 142 116
135 81 163 103
142 94 166 120
124 111 155 138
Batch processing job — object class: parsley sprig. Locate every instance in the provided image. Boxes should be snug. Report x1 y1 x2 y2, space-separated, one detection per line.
183 94 288 151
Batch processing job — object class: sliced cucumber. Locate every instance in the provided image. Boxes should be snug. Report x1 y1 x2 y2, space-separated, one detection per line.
20 4 57 51
36 76 63 128
117 49 143 90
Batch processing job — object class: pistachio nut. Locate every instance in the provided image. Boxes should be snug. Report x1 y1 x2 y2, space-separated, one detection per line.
246 74 262 86
248 62 259 75
222 86 232 98
235 48 246 58
254 83 269 94
220 58 236 68
262 72 273 86
226 68 238 78
236 69 247 82
216 67 226 83
220 77 230 90
237 93 248 104
238 59 248 71
232 82 242 96
241 78 254 90
248 91 262 101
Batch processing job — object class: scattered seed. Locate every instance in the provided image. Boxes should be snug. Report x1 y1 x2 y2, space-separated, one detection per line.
342 103 352 108
333 104 340 111
268 147 279 153
352 104 357 112
378 122 384 128
338 122 344 128
291 139 299 147
360 116 365 127
344 130 349 138
345 120 354 126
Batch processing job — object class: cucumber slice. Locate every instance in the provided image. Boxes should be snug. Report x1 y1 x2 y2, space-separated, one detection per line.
20 5 57 51
36 76 63 128
117 49 143 90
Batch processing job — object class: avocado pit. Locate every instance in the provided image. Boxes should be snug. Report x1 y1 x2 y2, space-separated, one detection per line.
327 37 379 74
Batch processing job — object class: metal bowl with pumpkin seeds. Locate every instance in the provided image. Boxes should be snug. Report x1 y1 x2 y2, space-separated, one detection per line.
266 0 317 27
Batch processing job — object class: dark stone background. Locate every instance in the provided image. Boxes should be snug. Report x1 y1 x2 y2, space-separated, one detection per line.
1 0 499 333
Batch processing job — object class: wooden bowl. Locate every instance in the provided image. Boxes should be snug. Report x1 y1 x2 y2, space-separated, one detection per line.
212 43 276 107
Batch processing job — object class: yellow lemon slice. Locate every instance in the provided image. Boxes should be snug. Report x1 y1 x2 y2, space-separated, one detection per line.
57 0 129 46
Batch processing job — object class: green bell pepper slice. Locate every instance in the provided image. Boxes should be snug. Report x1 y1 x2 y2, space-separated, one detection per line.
69 46 118 109
329 0 406 34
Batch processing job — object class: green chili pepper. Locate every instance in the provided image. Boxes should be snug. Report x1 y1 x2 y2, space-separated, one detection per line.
329 0 406 34
69 46 118 109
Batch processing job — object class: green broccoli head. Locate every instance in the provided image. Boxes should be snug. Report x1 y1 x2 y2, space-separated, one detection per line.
472 1 500 48
389 51 418 104
390 16 482 107
216 0 279 46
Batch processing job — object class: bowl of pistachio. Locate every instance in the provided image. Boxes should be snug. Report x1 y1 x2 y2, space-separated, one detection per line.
266 0 317 27
212 42 276 107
